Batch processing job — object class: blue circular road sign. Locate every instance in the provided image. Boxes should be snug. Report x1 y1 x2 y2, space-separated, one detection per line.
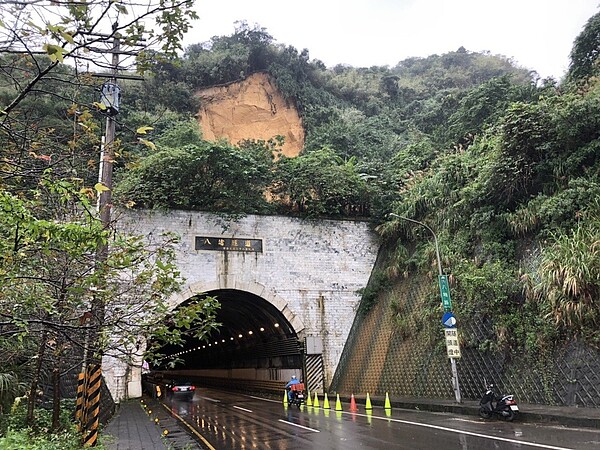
442 312 457 328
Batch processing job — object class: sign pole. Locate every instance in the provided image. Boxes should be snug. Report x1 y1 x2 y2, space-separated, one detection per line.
389 213 462 403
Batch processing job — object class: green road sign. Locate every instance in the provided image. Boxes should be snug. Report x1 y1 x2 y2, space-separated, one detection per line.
439 275 452 311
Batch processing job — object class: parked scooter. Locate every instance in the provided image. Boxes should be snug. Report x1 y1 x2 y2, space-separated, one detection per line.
479 383 519 421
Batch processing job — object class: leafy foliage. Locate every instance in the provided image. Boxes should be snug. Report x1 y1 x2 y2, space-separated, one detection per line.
0 398 104 449
0 0 221 433
567 11 600 82
522 205 600 337
270 149 372 217
383 76 600 349
115 138 275 214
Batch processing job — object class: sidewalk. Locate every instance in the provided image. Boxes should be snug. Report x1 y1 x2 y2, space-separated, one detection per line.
102 396 201 450
101 394 600 450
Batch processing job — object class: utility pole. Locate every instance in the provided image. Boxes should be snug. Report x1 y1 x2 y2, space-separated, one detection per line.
83 36 121 373
78 25 146 442
76 34 122 448
97 36 120 233
78 31 145 446
88 36 122 370
88 31 143 364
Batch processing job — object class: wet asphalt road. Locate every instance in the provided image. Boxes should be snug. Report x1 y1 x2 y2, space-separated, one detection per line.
162 388 600 450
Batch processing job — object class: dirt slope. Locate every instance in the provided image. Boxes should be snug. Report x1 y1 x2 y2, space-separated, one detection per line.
196 73 304 157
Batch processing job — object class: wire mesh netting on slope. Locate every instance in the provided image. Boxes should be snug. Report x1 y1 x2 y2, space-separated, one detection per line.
330 275 600 407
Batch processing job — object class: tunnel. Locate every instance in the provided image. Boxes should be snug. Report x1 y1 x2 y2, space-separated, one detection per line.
152 289 304 376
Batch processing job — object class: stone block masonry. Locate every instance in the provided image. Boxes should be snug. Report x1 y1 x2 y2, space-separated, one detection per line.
107 210 380 398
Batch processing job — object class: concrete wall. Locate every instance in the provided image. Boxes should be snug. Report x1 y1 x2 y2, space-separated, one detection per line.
105 210 379 399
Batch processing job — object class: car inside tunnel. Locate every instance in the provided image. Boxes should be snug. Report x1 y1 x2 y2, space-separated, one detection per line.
151 289 304 374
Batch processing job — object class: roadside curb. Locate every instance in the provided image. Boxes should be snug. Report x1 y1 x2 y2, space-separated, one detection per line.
336 395 600 429
141 396 206 449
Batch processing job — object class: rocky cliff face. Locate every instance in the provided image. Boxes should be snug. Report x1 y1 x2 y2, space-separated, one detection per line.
196 73 304 157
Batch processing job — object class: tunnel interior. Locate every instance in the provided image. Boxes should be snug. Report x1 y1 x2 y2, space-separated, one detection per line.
153 289 303 372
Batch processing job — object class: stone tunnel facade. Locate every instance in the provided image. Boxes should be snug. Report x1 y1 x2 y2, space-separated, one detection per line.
104 210 380 400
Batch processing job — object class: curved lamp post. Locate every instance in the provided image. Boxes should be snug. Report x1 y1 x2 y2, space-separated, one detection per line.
388 213 462 403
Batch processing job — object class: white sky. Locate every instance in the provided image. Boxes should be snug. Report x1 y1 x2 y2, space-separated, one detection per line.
183 0 599 80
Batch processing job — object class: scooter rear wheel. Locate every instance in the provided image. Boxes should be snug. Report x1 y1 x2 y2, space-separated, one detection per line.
502 409 515 422
478 407 492 419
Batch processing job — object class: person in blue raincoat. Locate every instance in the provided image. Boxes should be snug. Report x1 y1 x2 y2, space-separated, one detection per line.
285 375 300 403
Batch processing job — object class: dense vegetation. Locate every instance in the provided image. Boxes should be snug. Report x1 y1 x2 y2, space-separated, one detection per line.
114 17 600 357
0 2 599 445
0 2 216 447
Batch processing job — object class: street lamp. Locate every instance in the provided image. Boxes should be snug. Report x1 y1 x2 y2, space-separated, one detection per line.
388 213 462 403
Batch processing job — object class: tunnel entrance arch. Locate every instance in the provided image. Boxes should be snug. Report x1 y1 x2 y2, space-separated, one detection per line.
155 282 308 385
168 280 305 335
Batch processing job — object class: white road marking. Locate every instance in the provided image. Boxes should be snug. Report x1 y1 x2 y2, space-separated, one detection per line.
278 419 320 433
214 392 575 449
349 412 575 450
233 405 253 413
249 395 279 402
199 396 221 403
450 417 486 424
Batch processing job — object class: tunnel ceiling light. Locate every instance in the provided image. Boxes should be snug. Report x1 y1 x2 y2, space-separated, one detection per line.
202 345 206 348
222 339 225 342
230 337 234 340
274 323 279 327
248 331 253 335
238 334 242 338
215 341 218 345
260 327 264 331
208 344 211 347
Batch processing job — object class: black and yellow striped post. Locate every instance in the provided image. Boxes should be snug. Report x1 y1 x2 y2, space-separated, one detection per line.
75 371 86 431
82 364 102 447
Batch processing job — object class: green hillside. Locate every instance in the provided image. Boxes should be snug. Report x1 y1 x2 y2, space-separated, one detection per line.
113 19 600 356
1 5 599 422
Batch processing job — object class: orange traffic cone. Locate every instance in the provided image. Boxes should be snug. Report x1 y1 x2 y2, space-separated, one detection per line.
350 394 358 412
